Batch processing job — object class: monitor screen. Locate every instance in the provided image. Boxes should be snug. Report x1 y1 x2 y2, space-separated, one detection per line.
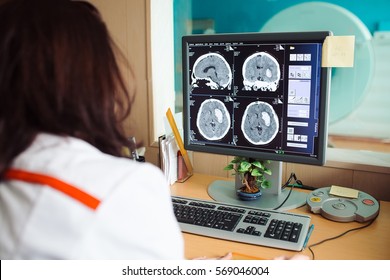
182 31 331 166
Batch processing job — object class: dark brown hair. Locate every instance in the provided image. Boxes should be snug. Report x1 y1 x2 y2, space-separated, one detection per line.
0 0 134 177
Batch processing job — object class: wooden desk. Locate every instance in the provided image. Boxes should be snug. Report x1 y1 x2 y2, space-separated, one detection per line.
171 173 390 260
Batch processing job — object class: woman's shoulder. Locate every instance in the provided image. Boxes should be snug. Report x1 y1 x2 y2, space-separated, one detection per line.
13 133 168 199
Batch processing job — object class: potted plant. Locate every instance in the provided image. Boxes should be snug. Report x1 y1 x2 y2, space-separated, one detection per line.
224 156 272 200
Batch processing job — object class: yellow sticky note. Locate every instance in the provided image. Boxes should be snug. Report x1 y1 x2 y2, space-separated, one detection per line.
330 185 359 199
322 35 355 67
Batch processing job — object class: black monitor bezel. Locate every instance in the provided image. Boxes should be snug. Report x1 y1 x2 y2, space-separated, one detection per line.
182 31 331 166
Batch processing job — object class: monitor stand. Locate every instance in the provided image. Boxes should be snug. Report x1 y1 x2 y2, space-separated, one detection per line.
207 161 308 211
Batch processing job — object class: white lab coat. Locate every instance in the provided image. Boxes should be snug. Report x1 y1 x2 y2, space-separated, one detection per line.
0 133 184 259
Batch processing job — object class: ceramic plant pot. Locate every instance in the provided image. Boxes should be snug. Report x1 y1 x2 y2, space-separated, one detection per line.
236 189 262 201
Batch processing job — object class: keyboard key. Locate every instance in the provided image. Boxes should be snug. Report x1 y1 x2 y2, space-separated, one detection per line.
244 226 255 234
289 223 303 243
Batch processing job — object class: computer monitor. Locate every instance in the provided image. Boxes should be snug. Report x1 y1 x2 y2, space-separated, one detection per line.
182 31 331 210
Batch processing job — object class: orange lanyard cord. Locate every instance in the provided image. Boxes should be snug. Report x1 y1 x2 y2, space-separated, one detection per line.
4 169 100 210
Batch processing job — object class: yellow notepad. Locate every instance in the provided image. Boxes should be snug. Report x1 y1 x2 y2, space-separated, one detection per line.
329 185 359 199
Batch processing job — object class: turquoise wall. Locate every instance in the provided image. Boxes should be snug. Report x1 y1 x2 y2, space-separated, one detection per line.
190 0 390 34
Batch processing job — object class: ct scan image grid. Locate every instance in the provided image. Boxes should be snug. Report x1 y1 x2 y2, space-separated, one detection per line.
186 39 322 158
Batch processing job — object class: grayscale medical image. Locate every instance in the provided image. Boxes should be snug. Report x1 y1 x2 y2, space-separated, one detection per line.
241 101 279 144
196 98 231 140
192 53 232 90
242 52 280 91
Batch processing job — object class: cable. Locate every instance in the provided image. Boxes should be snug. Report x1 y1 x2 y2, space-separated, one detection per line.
273 173 302 210
307 202 381 260
288 183 316 191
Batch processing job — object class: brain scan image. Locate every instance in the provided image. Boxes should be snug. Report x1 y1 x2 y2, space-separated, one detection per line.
241 101 279 145
192 53 232 90
242 52 280 91
196 98 231 140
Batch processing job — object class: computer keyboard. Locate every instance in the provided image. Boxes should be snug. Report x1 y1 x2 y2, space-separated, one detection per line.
172 196 311 251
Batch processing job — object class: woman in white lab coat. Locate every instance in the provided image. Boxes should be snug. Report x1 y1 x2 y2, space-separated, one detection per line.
0 0 184 259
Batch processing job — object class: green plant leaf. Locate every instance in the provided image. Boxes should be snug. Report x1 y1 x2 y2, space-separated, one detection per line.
251 168 263 177
239 161 251 172
261 180 272 189
264 167 272 175
256 173 266 181
223 163 234 171
251 161 264 170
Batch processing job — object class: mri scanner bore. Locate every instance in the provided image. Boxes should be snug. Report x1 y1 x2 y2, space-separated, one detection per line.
242 52 280 92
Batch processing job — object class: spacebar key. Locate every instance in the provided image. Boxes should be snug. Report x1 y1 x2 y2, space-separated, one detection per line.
177 217 195 224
